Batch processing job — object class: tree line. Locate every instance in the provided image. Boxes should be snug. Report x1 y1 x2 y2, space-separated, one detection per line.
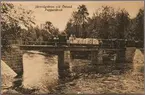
1 3 144 52
65 5 144 41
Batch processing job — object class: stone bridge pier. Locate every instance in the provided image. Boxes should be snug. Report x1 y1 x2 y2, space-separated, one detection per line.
57 51 65 79
17 46 135 80
57 51 72 79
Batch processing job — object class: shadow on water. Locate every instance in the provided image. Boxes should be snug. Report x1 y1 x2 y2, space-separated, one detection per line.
11 51 59 94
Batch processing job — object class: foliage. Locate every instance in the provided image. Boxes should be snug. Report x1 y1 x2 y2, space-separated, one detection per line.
1 3 35 50
65 5 144 45
65 5 89 38
134 8 144 41
1 3 60 51
88 6 117 39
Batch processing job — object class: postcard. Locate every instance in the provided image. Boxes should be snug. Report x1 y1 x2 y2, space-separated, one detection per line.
1 1 144 94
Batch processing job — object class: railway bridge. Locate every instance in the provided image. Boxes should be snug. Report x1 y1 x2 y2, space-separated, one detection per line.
10 40 126 79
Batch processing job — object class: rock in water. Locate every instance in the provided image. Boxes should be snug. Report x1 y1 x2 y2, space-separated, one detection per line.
1 60 17 88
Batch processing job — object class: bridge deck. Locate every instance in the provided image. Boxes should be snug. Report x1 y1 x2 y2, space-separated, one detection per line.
20 45 99 51
19 45 125 51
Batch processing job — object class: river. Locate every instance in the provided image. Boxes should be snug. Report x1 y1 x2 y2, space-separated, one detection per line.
22 51 58 93
21 50 91 94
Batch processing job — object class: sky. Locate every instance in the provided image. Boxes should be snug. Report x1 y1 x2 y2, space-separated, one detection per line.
3 1 144 31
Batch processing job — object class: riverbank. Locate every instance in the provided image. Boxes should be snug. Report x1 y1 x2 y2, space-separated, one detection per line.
53 71 144 94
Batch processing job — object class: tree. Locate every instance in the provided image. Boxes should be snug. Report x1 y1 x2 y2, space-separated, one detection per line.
134 8 144 41
77 5 89 37
1 3 35 50
115 9 130 39
39 21 60 41
87 6 116 39
1 3 35 28
66 5 89 38
44 21 53 33
65 19 76 37
86 6 130 40
125 18 136 40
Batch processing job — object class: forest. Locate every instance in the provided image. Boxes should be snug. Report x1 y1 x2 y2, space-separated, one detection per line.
1 3 144 52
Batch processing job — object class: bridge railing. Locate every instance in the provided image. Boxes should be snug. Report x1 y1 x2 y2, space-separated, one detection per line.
9 40 68 45
9 39 143 48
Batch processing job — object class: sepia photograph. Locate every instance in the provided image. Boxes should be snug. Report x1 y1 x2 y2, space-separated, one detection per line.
1 1 144 94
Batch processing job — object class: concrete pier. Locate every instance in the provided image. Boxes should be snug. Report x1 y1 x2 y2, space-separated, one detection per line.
57 51 65 79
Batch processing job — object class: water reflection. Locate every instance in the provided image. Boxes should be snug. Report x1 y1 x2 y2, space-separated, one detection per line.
22 51 58 93
22 51 92 93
